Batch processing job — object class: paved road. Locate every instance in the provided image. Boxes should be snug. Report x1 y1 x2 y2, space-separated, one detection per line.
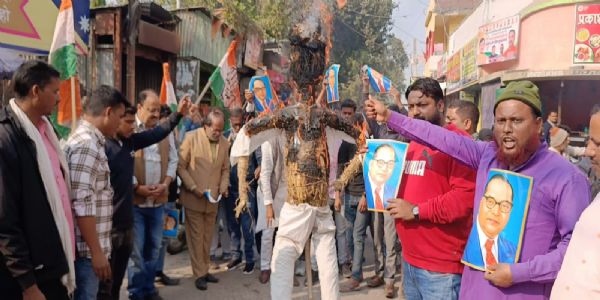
120 236 405 300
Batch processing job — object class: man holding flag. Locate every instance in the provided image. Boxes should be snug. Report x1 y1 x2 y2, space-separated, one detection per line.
127 87 179 300
98 65 190 299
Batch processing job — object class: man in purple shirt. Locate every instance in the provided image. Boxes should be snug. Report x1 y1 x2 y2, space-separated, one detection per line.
366 80 590 299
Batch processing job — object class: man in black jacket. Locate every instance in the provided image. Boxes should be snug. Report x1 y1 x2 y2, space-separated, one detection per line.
0 61 73 300
97 96 190 300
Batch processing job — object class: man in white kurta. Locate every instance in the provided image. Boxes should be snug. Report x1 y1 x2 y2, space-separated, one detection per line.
257 135 287 283
551 110 600 299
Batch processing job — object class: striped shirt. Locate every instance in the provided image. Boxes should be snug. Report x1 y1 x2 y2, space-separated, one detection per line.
64 120 114 258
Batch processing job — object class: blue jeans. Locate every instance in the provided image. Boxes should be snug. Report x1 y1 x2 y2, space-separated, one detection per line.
74 258 99 300
351 209 376 281
224 186 256 263
156 202 176 272
402 259 461 300
344 194 360 261
128 206 164 298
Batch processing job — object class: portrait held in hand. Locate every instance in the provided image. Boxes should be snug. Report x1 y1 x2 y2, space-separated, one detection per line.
363 139 408 212
249 75 276 113
325 64 340 103
363 65 393 94
462 169 533 271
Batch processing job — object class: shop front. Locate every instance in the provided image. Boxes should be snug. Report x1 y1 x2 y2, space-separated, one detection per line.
475 2 600 140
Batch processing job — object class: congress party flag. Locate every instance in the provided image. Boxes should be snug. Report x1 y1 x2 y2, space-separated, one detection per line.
49 0 82 136
208 40 241 108
160 63 178 113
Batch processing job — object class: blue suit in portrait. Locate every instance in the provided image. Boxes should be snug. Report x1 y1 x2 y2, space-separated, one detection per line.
365 176 396 211
462 225 517 270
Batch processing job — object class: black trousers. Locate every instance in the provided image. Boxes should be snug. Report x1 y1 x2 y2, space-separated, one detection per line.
3 278 70 300
97 228 134 300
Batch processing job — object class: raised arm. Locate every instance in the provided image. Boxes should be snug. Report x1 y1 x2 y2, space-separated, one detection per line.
131 97 190 150
131 112 183 151
365 98 486 169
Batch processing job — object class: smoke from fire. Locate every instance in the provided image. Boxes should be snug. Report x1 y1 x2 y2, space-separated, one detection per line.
288 0 333 102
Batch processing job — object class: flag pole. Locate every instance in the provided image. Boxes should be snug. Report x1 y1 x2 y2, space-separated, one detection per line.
195 78 213 105
70 76 77 131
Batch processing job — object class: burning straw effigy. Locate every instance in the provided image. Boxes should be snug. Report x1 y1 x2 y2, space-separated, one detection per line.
234 0 364 217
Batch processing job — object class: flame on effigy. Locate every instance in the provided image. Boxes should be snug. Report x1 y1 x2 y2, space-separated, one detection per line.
288 0 333 103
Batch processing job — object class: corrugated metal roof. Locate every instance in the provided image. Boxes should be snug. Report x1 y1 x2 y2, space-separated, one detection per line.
174 10 234 66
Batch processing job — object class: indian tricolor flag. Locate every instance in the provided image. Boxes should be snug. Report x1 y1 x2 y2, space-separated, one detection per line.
209 40 241 108
160 63 177 112
49 0 81 136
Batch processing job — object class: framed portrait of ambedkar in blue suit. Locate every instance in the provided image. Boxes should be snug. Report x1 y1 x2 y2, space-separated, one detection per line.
250 75 276 113
363 139 409 212
325 64 340 104
462 169 533 271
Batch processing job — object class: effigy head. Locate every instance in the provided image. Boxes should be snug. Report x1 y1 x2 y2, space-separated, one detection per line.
288 0 333 103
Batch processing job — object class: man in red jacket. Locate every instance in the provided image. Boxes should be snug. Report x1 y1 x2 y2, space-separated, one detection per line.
386 78 476 300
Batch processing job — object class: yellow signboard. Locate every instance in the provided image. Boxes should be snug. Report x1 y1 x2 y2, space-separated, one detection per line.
0 0 88 55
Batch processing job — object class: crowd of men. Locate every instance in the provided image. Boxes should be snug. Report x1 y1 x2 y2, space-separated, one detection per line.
1 60 600 300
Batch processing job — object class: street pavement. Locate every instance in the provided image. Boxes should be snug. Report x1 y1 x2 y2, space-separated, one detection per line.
120 235 405 300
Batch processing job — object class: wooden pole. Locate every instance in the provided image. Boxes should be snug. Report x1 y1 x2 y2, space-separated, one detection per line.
305 238 313 300
127 1 137 105
70 76 77 131
195 78 213 105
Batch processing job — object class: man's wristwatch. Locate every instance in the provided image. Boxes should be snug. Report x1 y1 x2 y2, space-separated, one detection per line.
412 205 420 221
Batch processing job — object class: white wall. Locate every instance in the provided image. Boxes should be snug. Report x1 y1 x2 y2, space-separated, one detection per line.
449 0 535 55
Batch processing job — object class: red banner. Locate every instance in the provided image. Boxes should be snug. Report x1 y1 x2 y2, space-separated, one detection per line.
574 4 600 63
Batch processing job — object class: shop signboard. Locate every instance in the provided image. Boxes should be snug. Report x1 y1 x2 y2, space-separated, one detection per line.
437 53 447 79
461 38 478 85
574 4 600 63
477 15 520 66
446 52 461 92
